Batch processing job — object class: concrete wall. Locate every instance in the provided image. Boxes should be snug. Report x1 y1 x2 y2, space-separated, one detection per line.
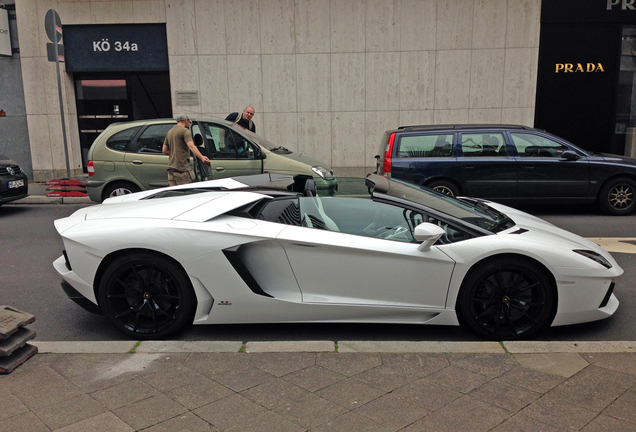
16 0 541 181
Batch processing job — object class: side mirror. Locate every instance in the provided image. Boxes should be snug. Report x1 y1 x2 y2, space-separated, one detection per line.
561 150 580 161
194 134 203 147
414 222 446 252
255 147 266 159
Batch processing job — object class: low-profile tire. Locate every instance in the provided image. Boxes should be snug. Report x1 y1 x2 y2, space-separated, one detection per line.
427 180 459 197
457 257 555 340
597 177 636 215
98 253 197 339
102 182 141 201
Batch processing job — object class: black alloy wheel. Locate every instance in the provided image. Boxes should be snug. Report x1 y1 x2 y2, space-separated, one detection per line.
458 258 555 340
428 180 459 197
98 253 196 339
598 177 636 215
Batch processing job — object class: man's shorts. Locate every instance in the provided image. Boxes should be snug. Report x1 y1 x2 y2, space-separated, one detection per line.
168 169 195 186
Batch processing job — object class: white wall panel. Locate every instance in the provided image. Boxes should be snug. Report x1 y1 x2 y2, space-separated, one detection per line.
435 50 472 110
295 0 330 53
298 112 332 165
262 54 297 112
400 51 436 111
194 0 226 55
296 54 331 112
260 0 295 54
330 0 365 53
331 53 365 112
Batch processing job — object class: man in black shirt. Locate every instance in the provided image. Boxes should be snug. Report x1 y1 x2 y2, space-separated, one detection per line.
226 106 256 133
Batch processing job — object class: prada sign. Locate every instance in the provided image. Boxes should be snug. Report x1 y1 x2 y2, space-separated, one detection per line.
555 63 605 73
607 0 636 10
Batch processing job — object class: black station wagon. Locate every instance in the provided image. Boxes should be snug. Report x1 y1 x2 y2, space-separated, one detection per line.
375 124 636 215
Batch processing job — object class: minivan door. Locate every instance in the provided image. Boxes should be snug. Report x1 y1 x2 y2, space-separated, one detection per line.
197 122 262 178
124 123 173 189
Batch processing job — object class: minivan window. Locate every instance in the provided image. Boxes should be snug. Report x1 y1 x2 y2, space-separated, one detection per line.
511 133 570 158
136 124 173 154
106 126 141 151
461 133 507 157
397 134 453 158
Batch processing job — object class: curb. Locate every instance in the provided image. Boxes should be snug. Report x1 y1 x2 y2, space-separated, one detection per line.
7 196 92 205
30 340 636 354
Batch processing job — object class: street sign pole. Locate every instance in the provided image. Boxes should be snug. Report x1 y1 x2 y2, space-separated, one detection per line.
46 9 70 178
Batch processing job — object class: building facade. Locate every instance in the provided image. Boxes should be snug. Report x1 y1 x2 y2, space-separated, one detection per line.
10 0 542 180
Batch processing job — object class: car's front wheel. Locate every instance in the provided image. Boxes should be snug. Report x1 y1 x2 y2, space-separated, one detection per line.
597 177 636 215
98 253 196 339
457 257 555 340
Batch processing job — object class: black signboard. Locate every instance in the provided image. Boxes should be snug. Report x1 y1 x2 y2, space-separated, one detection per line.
542 0 636 23
535 24 622 153
64 24 168 72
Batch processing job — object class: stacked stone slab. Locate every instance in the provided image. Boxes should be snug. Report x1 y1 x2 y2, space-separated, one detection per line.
0 306 38 374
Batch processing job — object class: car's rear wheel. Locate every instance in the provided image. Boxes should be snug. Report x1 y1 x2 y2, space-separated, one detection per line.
98 253 196 339
597 177 636 215
103 182 141 201
458 257 555 340
427 180 459 197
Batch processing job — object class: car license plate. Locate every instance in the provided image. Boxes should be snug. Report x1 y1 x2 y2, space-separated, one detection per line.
8 180 24 188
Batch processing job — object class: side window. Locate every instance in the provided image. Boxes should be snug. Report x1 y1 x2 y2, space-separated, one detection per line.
106 126 141 151
199 123 255 160
511 133 569 158
397 134 453 158
136 124 173 154
299 197 421 243
461 133 507 157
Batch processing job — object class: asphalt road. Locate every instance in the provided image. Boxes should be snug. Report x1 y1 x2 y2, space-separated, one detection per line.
1 202 634 342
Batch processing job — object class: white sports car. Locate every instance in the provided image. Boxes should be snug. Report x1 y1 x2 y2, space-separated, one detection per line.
53 173 622 340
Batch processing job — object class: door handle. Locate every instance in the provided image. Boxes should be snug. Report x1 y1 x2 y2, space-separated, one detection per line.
462 164 475 169
132 160 143 165
522 164 535 168
215 166 225 172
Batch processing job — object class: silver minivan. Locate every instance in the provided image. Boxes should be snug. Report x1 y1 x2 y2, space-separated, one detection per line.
86 117 335 202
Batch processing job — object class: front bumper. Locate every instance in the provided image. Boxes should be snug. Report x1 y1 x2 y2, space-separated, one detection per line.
61 281 102 315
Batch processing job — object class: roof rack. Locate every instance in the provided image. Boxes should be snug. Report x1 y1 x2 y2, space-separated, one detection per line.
396 124 534 132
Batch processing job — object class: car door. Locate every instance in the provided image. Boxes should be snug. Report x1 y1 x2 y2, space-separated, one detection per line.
196 121 262 178
269 196 456 309
509 132 590 199
457 132 517 199
124 123 173 189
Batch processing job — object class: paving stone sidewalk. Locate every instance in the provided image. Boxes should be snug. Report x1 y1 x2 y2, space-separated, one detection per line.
1 342 636 432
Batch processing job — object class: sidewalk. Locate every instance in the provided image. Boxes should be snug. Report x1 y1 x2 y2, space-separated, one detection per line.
1 341 635 431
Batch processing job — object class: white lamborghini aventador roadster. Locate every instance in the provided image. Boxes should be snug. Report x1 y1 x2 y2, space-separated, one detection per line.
53 173 622 340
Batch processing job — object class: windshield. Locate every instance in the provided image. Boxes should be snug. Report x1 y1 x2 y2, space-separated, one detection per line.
330 175 512 232
227 123 277 150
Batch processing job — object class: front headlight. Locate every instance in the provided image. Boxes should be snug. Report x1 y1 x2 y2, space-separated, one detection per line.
311 166 334 179
573 249 612 269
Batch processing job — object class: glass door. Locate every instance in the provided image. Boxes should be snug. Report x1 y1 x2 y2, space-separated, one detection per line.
75 78 132 171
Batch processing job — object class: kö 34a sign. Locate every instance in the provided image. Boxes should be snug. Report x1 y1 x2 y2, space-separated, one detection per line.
555 63 605 73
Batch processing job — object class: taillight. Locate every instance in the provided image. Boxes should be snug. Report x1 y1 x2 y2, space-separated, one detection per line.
382 133 395 176
87 161 94 176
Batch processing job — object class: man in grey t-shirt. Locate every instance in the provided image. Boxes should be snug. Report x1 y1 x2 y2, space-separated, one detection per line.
162 114 210 185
